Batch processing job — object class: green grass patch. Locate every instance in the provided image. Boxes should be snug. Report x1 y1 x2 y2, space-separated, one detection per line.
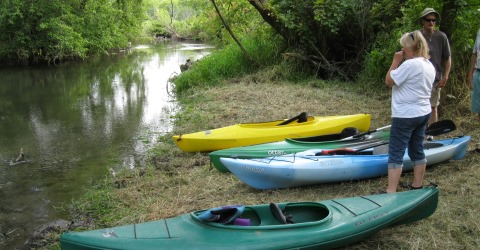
173 37 283 95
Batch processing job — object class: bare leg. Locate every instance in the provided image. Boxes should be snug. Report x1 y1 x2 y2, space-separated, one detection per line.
387 168 403 193
411 163 426 188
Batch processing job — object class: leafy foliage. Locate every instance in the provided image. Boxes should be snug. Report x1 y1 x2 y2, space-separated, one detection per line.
143 0 273 45
0 0 146 65
242 0 383 78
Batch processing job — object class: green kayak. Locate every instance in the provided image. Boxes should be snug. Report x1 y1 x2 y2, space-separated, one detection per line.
60 186 438 250
209 130 391 172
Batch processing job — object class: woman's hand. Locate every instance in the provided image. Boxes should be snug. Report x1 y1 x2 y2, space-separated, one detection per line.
393 50 404 64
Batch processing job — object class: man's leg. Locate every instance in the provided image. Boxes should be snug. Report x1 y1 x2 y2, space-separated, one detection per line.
429 87 440 126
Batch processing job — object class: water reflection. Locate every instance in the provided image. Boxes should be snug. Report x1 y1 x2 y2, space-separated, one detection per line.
0 41 212 249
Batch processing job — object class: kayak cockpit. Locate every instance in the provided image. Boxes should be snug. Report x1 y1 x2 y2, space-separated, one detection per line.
191 202 331 229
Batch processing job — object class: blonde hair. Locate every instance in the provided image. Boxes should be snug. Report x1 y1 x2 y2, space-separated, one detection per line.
399 31 430 59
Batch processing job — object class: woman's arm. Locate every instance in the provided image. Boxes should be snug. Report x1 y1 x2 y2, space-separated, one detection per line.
385 51 404 87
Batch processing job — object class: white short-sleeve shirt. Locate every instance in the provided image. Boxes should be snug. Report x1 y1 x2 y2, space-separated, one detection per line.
390 57 435 118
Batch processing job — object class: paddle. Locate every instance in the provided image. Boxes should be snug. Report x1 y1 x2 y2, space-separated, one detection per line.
277 112 308 126
342 125 392 140
318 119 457 155
343 119 456 140
425 119 456 136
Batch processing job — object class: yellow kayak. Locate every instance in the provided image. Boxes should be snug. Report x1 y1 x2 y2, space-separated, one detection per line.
172 113 371 153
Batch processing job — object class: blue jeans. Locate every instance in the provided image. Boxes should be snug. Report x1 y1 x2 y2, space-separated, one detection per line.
388 114 431 169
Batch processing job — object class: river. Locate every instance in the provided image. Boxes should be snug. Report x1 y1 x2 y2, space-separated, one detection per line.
0 41 213 249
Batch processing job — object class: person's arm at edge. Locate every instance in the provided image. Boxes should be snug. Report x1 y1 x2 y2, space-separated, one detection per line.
468 53 477 89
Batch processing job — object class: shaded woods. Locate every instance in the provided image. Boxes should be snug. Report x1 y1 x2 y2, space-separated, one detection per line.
244 0 479 81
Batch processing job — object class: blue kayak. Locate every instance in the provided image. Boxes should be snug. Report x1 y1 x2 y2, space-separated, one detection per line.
220 136 470 189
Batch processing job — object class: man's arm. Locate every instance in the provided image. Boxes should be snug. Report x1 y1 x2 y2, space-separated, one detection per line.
437 56 451 88
468 53 477 89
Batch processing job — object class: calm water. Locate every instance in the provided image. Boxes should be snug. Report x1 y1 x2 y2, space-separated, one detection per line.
0 41 213 249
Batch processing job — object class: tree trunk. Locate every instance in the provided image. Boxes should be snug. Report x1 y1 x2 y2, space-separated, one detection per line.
170 0 174 25
439 0 458 41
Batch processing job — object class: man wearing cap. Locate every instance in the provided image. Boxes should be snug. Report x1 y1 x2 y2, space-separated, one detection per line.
418 8 452 139
468 28 480 121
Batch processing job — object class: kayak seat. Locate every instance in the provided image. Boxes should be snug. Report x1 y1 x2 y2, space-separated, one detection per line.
198 205 245 224
270 203 294 224
277 112 308 126
297 112 308 123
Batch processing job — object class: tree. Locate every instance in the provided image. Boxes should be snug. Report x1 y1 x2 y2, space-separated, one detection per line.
246 0 377 78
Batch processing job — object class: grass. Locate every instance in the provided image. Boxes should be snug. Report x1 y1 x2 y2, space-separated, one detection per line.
172 37 283 94
52 66 480 250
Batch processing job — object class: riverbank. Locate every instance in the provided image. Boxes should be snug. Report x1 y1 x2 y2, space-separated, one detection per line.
48 71 480 249
0 41 210 250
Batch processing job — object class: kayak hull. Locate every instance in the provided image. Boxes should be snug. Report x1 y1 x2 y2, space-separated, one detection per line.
173 113 371 152
220 136 470 189
60 187 438 250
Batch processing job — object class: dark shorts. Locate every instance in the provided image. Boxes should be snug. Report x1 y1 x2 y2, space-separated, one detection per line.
388 114 431 169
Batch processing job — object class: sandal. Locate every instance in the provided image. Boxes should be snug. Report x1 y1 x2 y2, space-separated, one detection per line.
371 190 387 195
400 182 423 190
469 148 480 154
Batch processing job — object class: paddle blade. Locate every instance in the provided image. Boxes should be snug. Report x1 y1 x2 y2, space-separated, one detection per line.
426 119 456 136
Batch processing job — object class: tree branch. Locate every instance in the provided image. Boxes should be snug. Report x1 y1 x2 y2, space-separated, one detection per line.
247 0 292 43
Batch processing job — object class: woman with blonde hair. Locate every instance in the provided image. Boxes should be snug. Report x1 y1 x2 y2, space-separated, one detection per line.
384 31 435 193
